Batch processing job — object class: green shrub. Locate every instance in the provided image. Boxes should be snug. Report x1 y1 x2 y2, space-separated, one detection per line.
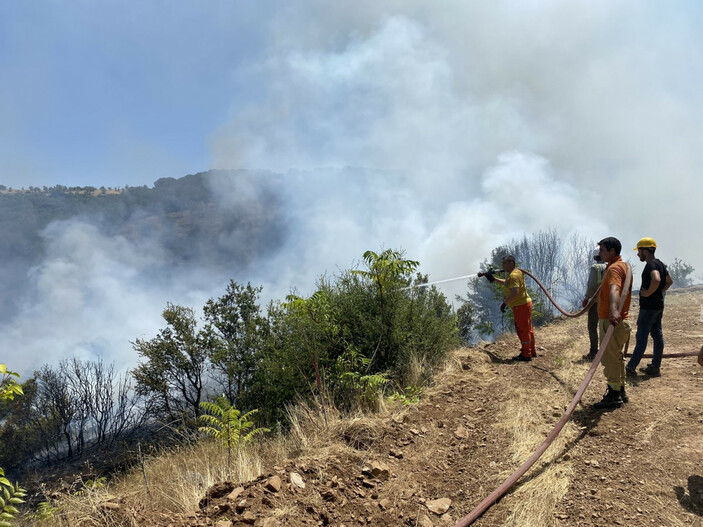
389 384 424 405
331 349 389 411
240 250 458 425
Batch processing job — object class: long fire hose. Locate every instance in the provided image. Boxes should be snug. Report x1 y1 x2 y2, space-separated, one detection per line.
520 269 599 318
453 265 633 527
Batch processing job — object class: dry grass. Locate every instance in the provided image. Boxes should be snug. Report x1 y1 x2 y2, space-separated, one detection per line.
490 383 578 527
281 390 392 449
482 317 595 527
123 440 264 512
18 404 319 526
16 393 393 527
402 353 436 388
501 465 573 527
19 439 268 526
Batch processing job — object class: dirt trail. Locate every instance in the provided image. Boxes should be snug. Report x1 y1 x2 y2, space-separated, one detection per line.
156 288 703 527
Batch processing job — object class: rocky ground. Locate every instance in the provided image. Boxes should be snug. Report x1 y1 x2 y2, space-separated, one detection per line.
130 288 703 527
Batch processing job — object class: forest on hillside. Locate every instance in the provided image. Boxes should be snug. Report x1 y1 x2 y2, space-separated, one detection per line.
0 171 286 319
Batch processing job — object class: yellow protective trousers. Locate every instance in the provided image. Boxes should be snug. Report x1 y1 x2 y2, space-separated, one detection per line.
598 319 631 390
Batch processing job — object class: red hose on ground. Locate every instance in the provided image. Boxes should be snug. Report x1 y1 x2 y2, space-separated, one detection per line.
453 265 633 527
624 351 699 358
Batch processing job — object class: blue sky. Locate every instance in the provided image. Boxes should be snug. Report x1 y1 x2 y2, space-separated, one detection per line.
3 1 703 196
1 1 277 187
2 1 703 259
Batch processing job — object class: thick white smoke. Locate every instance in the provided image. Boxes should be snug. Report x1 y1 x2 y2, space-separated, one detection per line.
212 5 703 268
4 2 702 375
4 221 228 375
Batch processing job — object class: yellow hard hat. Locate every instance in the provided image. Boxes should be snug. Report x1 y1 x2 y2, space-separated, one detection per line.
634 237 657 250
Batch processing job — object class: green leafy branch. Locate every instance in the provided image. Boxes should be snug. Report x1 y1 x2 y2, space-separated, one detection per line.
0 364 25 526
352 249 419 297
0 467 26 526
0 364 23 401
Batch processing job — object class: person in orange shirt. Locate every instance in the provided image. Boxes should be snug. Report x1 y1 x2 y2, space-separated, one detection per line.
594 237 632 409
481 254 536 362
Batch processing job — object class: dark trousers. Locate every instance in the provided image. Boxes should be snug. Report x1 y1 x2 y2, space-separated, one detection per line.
587 302 599 354
627 308 664 369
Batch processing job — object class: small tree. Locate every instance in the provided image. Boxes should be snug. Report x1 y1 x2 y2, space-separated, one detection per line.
668 258 695 289
133 303 212 426
351 249 419 368
283 290 340 401
198 396 268 469
203 281 268 406
36 365 78 459
456 301 475 346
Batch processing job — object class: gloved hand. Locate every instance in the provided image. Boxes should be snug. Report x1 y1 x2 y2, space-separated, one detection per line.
581 298 588 308
500 302 507 313
478 270 495 283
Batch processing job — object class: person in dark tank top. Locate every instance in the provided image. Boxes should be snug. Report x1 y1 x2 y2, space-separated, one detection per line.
625 237 674 377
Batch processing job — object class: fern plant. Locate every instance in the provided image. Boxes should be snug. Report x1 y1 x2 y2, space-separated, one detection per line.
198 396 269 468
28 501 58 523
333 349 388 411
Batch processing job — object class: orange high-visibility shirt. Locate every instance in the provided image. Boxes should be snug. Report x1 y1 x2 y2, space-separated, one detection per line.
597 256 631 320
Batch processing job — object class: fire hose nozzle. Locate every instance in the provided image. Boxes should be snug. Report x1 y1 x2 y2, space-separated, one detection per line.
478 268 499 283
